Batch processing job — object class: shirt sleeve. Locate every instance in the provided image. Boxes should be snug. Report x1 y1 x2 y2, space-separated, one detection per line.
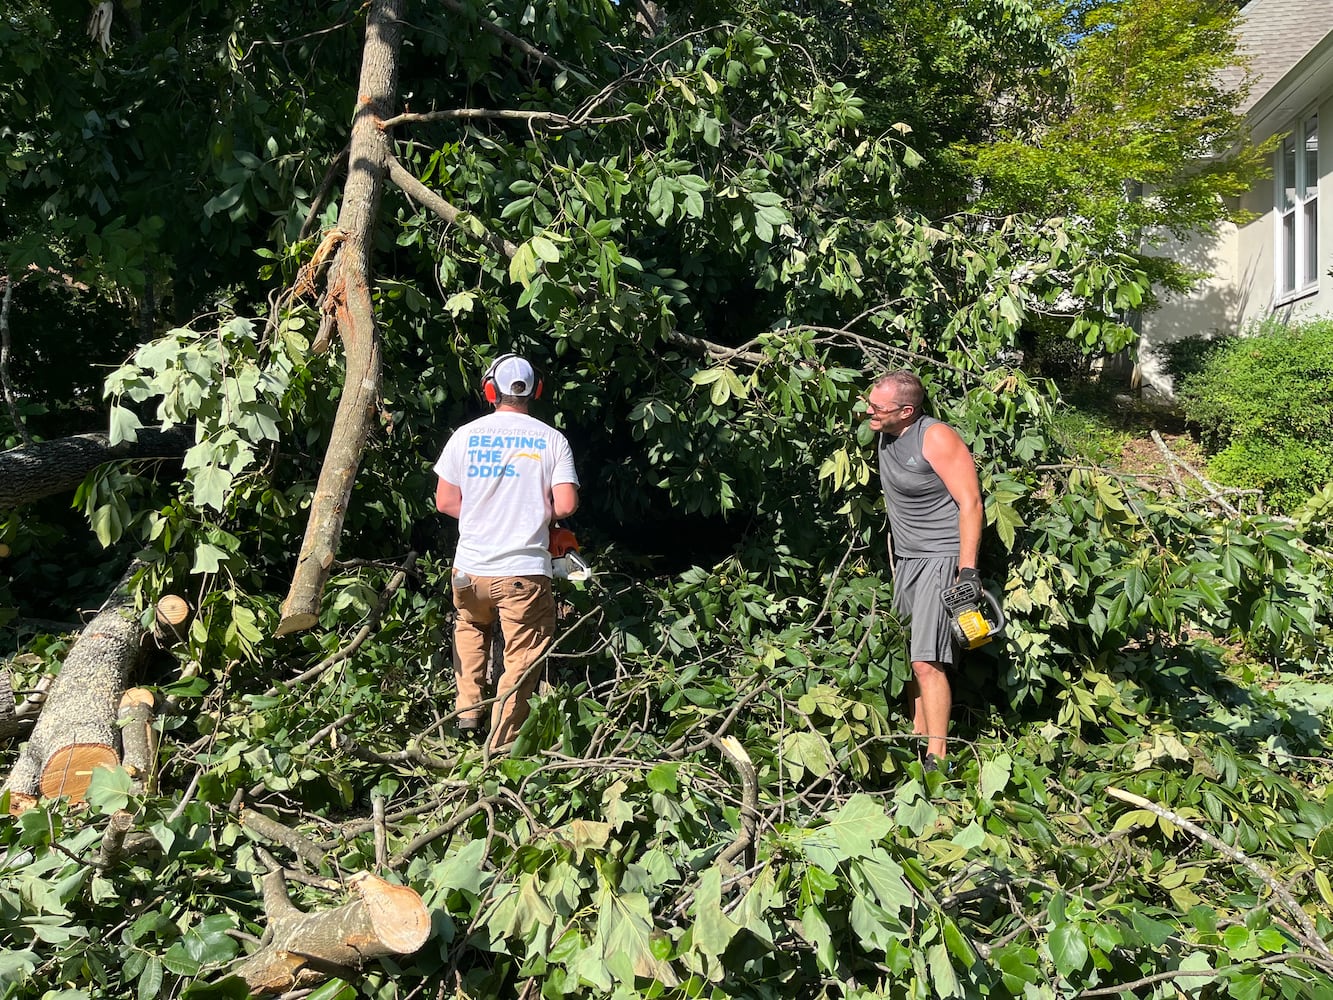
551 433 580 488
433 432 464 486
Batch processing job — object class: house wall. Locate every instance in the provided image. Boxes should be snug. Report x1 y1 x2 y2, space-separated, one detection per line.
1138 94 1333 395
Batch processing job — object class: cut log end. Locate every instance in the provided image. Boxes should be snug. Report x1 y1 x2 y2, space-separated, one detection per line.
40 742 118 801
352 873 431 953
119 687 155 711
155 594 191 627
7 791 38 815
274 612 318 637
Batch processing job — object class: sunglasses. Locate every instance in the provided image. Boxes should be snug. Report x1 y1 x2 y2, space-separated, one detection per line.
865 400 911 415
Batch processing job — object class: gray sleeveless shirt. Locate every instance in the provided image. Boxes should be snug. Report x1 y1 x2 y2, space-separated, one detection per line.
877 415 960 560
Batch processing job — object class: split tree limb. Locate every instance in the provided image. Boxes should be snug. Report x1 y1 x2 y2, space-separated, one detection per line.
229 869 429 995
277 0 405 636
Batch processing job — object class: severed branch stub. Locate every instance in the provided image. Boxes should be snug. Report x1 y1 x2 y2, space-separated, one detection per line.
118 688 157 793
714 736 758 870
228 869 429 995
153 595 192 647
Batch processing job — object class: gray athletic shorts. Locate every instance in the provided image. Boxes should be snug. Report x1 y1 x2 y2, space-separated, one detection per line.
891 556 957 666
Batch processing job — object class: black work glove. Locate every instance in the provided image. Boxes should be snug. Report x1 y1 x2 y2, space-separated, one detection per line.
957 567 981 598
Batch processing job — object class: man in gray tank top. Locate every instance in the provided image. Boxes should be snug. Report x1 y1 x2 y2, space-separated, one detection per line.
868 371 982 772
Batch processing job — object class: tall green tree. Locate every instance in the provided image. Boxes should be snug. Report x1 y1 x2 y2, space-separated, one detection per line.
972 0 1273 292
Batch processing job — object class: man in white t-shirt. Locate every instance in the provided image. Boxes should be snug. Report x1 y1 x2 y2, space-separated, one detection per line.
433 354 580 748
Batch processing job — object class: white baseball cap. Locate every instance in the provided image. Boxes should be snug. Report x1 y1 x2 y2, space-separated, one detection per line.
491 355 537 396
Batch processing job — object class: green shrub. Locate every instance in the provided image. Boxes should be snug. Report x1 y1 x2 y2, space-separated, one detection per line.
1175 317 1333 512
1154 332 1235 384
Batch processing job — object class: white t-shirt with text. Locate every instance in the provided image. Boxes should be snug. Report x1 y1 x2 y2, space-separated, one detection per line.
434 411 579 576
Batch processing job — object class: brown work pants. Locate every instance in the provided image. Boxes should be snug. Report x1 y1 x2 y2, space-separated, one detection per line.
451 573 555 748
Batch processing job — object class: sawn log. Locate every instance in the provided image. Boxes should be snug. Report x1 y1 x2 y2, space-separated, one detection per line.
230 870 429 994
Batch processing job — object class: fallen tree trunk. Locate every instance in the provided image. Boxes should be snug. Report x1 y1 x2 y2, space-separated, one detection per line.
0 425 193 509
229 870 429 994
2 587 145 806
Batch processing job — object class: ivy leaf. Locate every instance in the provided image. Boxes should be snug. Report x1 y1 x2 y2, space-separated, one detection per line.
108 404 144 446
1049 923 1088 978
979 754 1012 801
691 867 739 959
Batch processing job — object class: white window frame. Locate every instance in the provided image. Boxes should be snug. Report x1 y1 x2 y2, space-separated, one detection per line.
1275 111 1319 301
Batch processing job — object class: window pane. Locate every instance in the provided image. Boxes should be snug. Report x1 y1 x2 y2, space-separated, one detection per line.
1283 136 1296 210
1283 212 1296 291
1304 116 1319 201
1304 198 1318 286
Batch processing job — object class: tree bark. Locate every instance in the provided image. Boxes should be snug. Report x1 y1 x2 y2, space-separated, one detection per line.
0 426 193 509
118 687 157 793
230 870 429 994
277 0 405 636
2 587 145 802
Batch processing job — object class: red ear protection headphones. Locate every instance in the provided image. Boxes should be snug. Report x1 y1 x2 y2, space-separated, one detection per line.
482 353 544 404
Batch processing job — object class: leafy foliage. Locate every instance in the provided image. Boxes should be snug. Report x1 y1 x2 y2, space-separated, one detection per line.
1176 318 1333 512
5 2 1332 999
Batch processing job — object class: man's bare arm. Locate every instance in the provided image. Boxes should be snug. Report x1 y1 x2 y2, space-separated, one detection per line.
922 423 982 571
552 482 579 520
436 478 463 519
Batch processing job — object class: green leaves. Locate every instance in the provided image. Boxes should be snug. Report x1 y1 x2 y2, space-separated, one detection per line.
690 365 748 406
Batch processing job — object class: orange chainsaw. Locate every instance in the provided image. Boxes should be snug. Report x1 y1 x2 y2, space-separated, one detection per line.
549 526 592 582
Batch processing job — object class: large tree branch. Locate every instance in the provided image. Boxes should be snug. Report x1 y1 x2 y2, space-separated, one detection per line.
379 107 629 130
0 426 193 509
278 0 405 636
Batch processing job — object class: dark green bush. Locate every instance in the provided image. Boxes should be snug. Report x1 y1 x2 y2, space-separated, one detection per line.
1175 317 1333 512
1154 332 1235 384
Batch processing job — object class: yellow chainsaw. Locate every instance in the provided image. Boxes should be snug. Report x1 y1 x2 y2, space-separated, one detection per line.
941 568 1006 649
